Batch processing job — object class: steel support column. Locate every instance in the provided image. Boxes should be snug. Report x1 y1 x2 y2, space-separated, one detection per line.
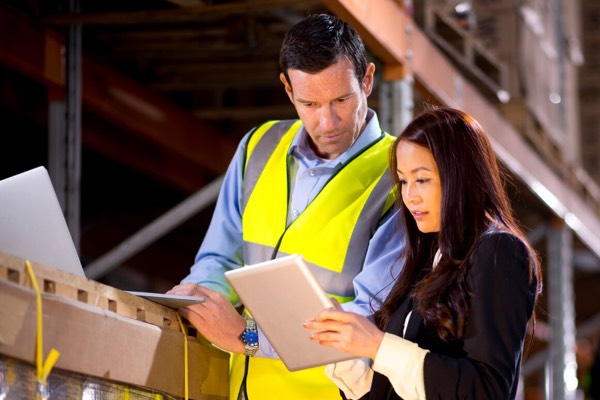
547 219 578 400
64 1 82 251
48 0 82 252
379 77 414 136
48 101 67 208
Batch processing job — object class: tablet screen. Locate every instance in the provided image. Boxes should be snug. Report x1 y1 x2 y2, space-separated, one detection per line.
225 254 355 371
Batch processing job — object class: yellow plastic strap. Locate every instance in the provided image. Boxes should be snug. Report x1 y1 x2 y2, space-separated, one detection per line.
25 261 61 398
176 313 189 400
121 387 163 399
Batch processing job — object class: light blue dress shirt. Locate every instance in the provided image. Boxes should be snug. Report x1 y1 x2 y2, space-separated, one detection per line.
182 109 405 358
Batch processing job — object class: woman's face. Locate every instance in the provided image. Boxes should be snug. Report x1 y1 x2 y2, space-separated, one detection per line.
395 140 442 233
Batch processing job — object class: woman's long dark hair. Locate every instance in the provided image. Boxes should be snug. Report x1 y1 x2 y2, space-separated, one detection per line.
374 108 542 342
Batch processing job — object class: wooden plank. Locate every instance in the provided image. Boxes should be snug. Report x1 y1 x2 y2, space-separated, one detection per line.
321 0 409 80
44 0 320 25
81 59 236 177
0 8 64 88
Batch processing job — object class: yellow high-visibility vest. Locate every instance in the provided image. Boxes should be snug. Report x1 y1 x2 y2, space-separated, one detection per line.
232 119 396 400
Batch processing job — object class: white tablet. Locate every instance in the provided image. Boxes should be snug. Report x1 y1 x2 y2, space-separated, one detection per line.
127 291 205 309
224 254 355 371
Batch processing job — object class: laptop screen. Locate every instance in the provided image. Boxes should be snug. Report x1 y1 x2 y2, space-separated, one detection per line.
0 166 85 277
0 166 207 308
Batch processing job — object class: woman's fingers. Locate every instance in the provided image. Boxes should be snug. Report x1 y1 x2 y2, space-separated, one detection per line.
305 311 385 358
314 308 354 323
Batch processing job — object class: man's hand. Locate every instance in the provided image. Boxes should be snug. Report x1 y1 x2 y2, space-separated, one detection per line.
167 283 246 353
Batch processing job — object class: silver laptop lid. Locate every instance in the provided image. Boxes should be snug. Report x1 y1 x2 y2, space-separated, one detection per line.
0 166 85 277
0 166 207 308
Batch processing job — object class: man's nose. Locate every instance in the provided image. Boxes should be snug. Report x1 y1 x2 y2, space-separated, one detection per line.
319 105 338 130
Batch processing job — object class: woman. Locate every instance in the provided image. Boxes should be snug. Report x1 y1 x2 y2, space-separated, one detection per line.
305 108 543 399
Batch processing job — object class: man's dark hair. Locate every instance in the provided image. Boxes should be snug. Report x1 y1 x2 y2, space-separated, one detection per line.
279 13 368 85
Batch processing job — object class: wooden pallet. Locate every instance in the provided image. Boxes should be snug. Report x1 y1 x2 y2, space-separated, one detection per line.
0 252 183 331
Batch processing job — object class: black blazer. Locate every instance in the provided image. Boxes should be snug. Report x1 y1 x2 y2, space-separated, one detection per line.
369 232 537 400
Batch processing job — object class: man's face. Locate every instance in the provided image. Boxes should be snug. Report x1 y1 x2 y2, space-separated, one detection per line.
280 58 374 160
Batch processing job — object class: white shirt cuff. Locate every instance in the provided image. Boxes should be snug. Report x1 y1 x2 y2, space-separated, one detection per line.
325 358 373 399
373 333 428 400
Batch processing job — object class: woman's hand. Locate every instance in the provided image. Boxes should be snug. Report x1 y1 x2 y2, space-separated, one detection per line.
304 304 385 359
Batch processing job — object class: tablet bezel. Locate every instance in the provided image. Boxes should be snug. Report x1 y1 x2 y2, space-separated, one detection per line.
127 291 206 309
224 254 355 371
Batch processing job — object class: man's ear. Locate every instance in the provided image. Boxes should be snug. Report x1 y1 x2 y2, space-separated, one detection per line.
280 73 294 103
362 63 376 96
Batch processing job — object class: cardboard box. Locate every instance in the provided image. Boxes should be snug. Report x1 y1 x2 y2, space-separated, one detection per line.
0 253 229 399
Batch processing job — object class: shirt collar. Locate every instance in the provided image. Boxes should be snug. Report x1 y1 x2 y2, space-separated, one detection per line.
289 109 382 165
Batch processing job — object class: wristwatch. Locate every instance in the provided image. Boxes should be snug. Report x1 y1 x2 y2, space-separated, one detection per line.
239 317 259 356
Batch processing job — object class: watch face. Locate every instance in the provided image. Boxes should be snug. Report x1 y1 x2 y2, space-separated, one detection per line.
242 329 259 345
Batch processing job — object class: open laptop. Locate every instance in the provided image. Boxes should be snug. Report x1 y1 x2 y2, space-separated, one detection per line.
0 166 204 309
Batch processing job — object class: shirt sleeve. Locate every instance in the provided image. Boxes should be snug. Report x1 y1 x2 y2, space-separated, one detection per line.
325 333 428 400
180 133 248 303
372 333 428 400
325 358 374 400
178 131 286 358
422 233 537 398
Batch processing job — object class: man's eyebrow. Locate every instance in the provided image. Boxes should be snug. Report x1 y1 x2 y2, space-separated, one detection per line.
296 92 354 103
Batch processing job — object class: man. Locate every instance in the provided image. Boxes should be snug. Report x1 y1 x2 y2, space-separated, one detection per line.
168 13 404 399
